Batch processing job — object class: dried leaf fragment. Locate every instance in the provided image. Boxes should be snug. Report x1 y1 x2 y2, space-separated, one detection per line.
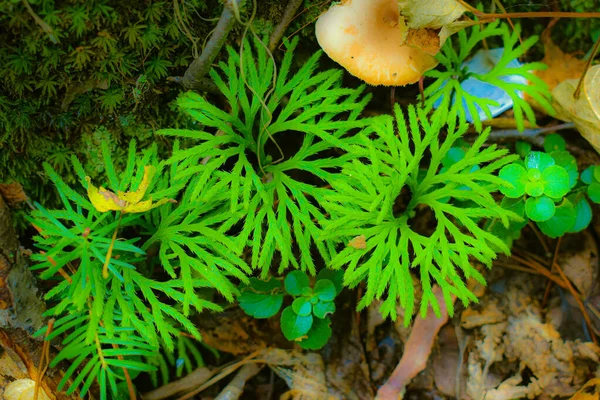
553 66 600 154
348 234 367 249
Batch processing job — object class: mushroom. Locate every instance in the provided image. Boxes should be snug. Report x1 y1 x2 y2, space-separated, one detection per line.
315 0 439 86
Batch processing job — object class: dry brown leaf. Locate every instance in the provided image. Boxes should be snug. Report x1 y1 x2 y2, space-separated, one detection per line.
536 33 588 93
348 234 366 250
553 65 600 154
570 378 600 400
3 379 51 400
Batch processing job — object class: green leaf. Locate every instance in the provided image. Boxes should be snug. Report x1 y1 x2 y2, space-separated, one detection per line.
588 182 600 203
238 291 284 319
313 300 336 319
284 271 311 296
581 166 594 184
298 317 332 350
292 297 312 317
515 141 531 158
245 277 283 293
541 165 570 198
316 269 344 295
499 163 527 198
544 134 566 152
593 166 600 183
313 279 336 301
525 180 544 197
525 151 554 172
569 196 592 233
537 200 576 238
280 306 313 341
550 151 578 188
525 196 555 222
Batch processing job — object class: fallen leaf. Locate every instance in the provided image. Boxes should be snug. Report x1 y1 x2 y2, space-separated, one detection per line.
536 33 588 92
570 378 600 400
3 379 51 400
86 166 174 213
527 27 588 113
553 65 600 154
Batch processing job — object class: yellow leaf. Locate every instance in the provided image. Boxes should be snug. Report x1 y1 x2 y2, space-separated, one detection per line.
569 378 600 400
86 165 173 214
117 165 155 204
86 177 126 212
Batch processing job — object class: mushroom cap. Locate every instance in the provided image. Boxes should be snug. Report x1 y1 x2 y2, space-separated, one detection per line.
315 0 438 86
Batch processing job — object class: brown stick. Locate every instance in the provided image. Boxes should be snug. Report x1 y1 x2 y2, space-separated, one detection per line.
268 0 303 52
376 286 453 399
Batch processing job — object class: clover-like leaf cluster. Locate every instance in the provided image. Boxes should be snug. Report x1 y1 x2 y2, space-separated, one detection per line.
497 134 594 238
238 270 343 350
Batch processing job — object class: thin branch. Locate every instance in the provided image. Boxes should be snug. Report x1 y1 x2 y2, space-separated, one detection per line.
181 0 245 91
268 0 303 52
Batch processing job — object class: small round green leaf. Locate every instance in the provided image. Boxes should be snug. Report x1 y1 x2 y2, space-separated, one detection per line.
525 181 544 197
525 151 555 172
515 141 532 158
284 271 310 296
588 182 600 203
316 269 344 295
238 292 284 319
594 166 600 183
550 151 578 188
569 196 592 233
292 297 312 316
541 165 570 198
543 134 566 152
281 306 313 341
499 164 527 198
313 300 336 319
525 196 555 222
314 279 336 301
581 166 594 185
537 200 576 238
298 317 332 350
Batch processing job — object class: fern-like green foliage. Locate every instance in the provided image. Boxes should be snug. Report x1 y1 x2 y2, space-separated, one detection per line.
160 36 371 275
423 20 553 132
320 106 521 323
29 140 222 398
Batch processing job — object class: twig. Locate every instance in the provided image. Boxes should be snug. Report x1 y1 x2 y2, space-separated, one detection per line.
456 1 600 19
21 0 58 43
376 286 453 399
33 319 54 400
552 260 598 345
181 0 245 91
214 363 261 400
574 33 600 99
268 0 303 52
143 367 215 400
527 221 551 256
542 236 562 307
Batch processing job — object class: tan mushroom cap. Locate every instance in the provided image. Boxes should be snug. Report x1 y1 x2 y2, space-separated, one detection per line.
315 0 439 86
